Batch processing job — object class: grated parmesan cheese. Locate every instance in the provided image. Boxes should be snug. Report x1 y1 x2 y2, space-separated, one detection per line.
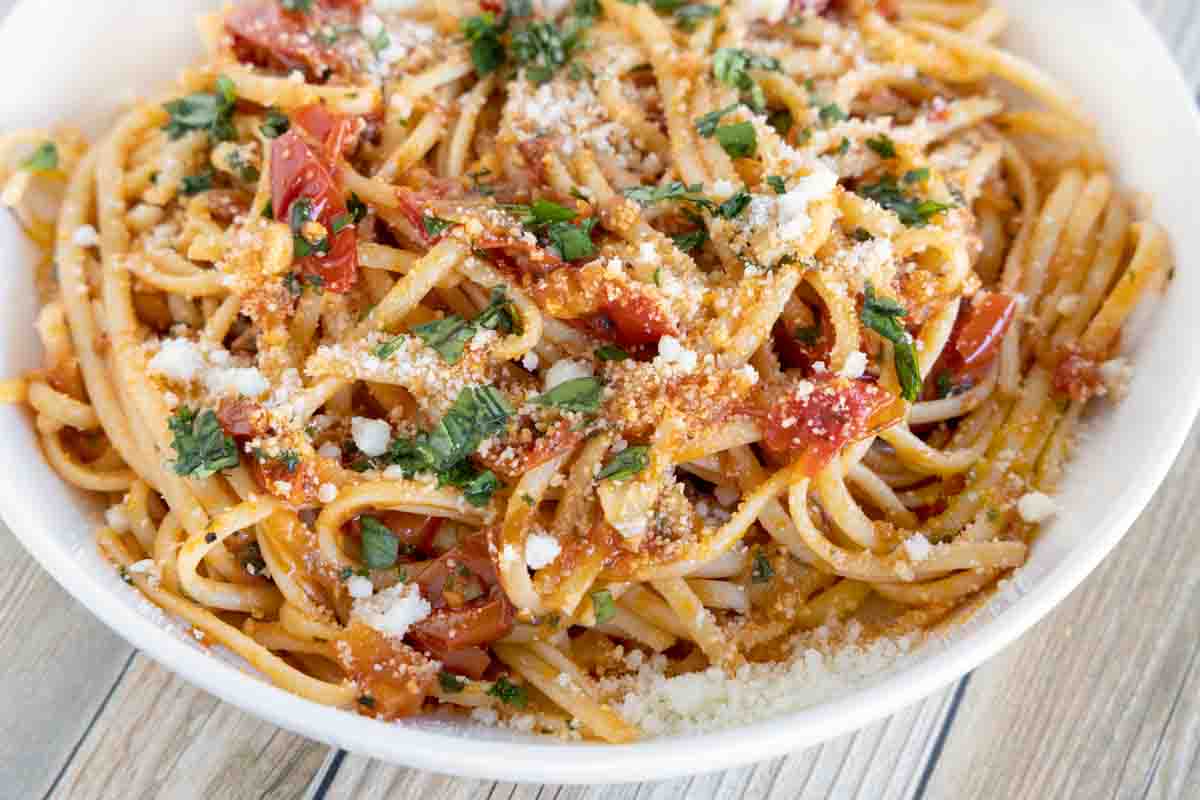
72 224 100 247
352 582 430 637
147 338 205 382
104 504 130 533
903 533 932 562
1017 491 1058 524
524 532 562 570
346 575 374 599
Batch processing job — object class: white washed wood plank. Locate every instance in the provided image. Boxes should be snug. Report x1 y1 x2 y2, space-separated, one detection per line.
51 653 331 800
919 422 1200 800
318 684 957 800
0 528 134 799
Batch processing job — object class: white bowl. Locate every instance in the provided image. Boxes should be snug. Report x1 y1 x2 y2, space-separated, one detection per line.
2 0 1198 784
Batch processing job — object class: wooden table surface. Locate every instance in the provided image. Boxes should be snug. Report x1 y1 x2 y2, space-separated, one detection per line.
4 2 1200 798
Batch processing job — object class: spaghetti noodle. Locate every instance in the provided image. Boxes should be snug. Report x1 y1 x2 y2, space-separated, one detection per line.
0 0 1171 741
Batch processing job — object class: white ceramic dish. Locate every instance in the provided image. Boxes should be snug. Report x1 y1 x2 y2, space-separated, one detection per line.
2 0 1199 784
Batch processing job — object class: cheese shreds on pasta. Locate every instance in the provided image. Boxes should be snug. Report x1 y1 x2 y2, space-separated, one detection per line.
0 0 1172 742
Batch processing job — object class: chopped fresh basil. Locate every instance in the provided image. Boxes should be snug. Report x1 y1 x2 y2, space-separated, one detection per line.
260 107 290 139
818 103 847 126
694 103 738 138
591 589 616 624
168 407 239 479
180 168 215 195
715 190 751 219
866 134 897 159
766 175 786 194
767 108 793 138
373 335 406 359
532 377 604 413
546 217 596 261
163 76 237 141
438 671 466 693
487 676 528 708
360 515 399 569
622 181 714 213
595 344 629 361
330 213 353 234
856 175 952 228
671 226 708 253
475 287 519 334
902 167 930 185
713 121 756 158
438 462 501 507
712 48 779 111
675 3 719 31
597 445 649 481
860 282 921 402
281 0 312 11
412 315 476 364
422 214 456 239
347 192 368 223
22 142 58 173
751 549 774 583
462 14 506 75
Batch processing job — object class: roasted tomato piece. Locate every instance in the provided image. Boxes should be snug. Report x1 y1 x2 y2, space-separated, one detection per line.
226 1 361 82
292 104 362 159
479 420 584 481
954 292 1017 372
763 375 900 475
335 622 437 718
1053 349 1104 402
271 129 358 292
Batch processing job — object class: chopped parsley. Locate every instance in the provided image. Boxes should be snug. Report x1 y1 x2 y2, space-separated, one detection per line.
866 134 897 159
751 549 775 583
860 282 921 402
168 407 239 479
180 168 215 195
595 344 629 361
487 676 528 708
359 515 400 569
712 121 757 158
597 445 649 481
532 377 604 413
622 181 714 214
856 175 953 228
260 107 290 139
22 142 58 173
438 671 466 693
163 75 237 142
592 589 616 624
712 48 780 111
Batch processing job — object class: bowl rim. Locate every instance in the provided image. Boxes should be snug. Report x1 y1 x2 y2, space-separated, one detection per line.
2 0 1199 785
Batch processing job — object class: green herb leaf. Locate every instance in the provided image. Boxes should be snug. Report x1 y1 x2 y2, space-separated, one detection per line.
281 0 313 11
462 14 506 75
180 168 215 195
766 175 786 194
330 213 353 234
422 214 456 239
438 671 466 693
592 589 616 624
713 121 756 158
893 339 922 402
476 287 519 334
527 199 578 224
860 283 921 402
715 190 751 219
622 181 715 213
347 192 368 223
712 48 779 111
597 445 649 481
373 335 406 359
412 315 476 364
866 134 896 159
836 137 850 156
695 103 738 138
671 226 708 252
438 463 501 507
851 227 874 242
163 78 237 142
547 217 596 261
424 385 514 468
359 516 399 569
767 108 793 138
675 3 719 31
22 142 58 173
818 103 847 126
168 407 239 479
595 344 629 361
751 549 774 583
260 107 290 139
487 676 528 708
902 167 930 185
533 377 604 413
856 175 952 228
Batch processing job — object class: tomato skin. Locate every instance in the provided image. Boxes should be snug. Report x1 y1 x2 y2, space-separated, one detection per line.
954 292 1017 372
763 376 899 475
1052 349 1104 402
270 130 358 292
226 2 360 81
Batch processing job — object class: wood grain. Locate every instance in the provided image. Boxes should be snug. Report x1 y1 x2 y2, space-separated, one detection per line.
1 1 1198 798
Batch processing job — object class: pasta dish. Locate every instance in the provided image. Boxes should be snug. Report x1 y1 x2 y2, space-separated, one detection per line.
0 0 1171 741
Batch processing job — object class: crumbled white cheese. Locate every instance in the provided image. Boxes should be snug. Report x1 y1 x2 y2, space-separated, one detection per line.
776 166 840 241
147 338 205 382
104 504 130 533
712 178 736 197
1098 358 1133 400
204 366 269 398
657 335 698 372
903 533 932 562
351 416 392 457
317 483 339 503
524 532 562 570
544 359 593 391
352 582 431 637
840 350 868 380
72 224 100 248
521 351 539 371
739 0 790 23
1017 491 1059 524
346 575 374 599
360 13 384 38
317 443 342 460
